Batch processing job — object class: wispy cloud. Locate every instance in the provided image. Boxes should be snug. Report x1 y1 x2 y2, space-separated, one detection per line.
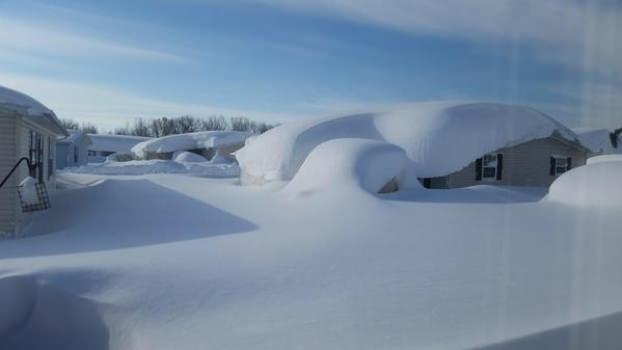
0 2 192 64
245 0 622 76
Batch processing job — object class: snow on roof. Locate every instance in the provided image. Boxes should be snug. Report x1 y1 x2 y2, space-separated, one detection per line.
131 131 252 158
0 84 67 136
58 130 92 145
89 134 152 153
236 101 582 184
574 128 621 155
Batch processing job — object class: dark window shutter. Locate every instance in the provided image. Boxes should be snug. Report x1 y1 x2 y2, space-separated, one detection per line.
566 157 572 170
475 158 483 181
549 157 555 176
496 154 503 180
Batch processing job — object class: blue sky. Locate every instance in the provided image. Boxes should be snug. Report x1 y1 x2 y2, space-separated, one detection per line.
0 0 620 131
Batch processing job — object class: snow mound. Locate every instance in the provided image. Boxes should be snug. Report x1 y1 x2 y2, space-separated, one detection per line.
284 139 416 196
132 131 251 158
587 154 622 165
0 84 52 116
237 102 580 185
547 161 622 209
68 159 240 178
173 151 208 163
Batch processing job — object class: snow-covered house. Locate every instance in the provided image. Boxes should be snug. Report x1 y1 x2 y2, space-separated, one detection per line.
574 128 622 156
236 102 590 190
131 131 251 162
56 130 92 169
0 85 67 236
88 134 151 163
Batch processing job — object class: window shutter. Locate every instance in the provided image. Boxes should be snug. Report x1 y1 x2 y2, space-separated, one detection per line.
475 158 483 181
496 154 503 180
549 157 555 176
567 157 572 170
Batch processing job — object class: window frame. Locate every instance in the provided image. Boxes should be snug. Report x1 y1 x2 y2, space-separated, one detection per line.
481 153 499 181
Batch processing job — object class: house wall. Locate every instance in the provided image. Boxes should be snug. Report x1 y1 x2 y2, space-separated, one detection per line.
0 117 60 236
56 143 70 169
57 138 90 169
0 114 17 236
437 137 587 189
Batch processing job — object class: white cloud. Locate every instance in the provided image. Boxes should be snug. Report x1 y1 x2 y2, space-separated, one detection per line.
0 17 190 63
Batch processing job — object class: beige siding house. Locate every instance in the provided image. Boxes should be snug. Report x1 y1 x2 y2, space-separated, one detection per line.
421 134 589 189
0 86 67 237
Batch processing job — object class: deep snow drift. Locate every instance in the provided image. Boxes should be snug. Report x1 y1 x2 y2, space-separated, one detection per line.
131 131 251 158
1 171 621 350
547 159 622 209
237 102 581 185
284 138 416 196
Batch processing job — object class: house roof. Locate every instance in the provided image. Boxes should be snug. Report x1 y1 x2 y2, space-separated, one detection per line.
237 101 586 183
58 130 93 145
131 131 252 158
88 134 152 153
0 85 68 137
573 128 621 155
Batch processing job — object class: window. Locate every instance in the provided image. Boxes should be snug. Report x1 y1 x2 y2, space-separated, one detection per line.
551 156 571 176
482 154 497 179
101 151 114 157
88 150 96 156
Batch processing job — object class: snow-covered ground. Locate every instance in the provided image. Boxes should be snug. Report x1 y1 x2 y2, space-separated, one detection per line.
1 161 621 349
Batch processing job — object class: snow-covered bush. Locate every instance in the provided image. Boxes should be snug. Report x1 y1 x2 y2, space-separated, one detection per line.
547 160 622 209
284 138 417 196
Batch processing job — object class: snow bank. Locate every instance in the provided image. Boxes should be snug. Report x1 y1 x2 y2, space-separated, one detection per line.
284 139 415 196
68 159 240 178
587 154 622 165
173 151 208 163
547 161 622 209
132 131 251 158
237 102 580 185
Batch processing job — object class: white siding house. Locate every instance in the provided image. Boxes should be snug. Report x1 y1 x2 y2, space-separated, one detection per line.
56 130 92 169
0 86 67 237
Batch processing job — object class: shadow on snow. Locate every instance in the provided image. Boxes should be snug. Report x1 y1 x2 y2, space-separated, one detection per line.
0 179 258 258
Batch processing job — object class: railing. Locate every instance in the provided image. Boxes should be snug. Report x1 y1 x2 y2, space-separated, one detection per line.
0 157 36 189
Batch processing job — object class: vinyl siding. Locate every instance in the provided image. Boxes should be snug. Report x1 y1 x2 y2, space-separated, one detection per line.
442 137 587 188
0 114 17 236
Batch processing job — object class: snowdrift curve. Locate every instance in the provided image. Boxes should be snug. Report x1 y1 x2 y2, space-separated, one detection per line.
547 160 622 209
284 138 416 196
